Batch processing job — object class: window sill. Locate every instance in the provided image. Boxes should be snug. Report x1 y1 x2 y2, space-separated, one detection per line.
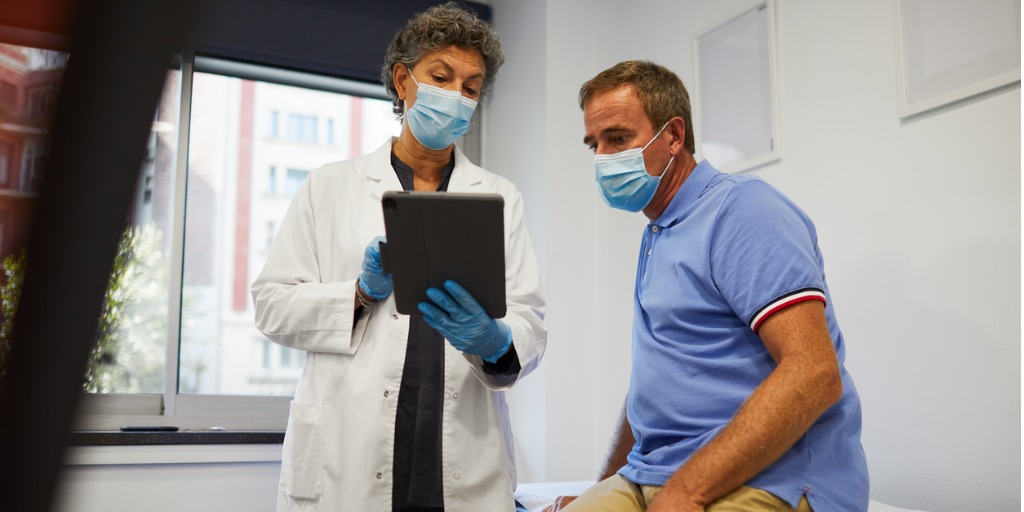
69 431 283 447
64 432 284 466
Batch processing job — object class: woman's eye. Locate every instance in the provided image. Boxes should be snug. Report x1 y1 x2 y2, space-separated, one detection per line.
432 75 447 84
464 87 479 98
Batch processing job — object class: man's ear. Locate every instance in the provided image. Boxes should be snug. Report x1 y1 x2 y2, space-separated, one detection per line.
668 117 686 155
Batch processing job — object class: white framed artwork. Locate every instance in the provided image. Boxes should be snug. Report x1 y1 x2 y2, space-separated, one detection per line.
894 0 1020 119
694 0 780 174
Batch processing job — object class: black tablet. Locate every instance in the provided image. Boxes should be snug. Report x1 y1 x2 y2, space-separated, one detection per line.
379 191 506 318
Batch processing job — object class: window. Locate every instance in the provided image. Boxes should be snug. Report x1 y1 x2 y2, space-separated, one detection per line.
0 81 15 107
268 110 279 138
327 118 335 145
0 141 10 184
284 168 309 196
26 85 56 117
0 48 407 430
170 56 399 411
20 140 46 192
0 43 178 401
265 221 276 250
285 113 317 143
267 165 277 194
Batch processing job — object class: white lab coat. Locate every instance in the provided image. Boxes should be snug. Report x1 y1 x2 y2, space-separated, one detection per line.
252 138 546 512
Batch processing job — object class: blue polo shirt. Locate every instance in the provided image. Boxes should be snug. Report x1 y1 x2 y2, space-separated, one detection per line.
620 160 869 511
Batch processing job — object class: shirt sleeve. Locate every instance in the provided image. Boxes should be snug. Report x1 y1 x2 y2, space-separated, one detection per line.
709 179 827 333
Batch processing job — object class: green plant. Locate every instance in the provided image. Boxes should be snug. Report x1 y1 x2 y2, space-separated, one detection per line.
0 223 166 391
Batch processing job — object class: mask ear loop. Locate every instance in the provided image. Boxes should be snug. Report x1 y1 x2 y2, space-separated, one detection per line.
645 120 675 177
642 121 672 151
657 156 676 178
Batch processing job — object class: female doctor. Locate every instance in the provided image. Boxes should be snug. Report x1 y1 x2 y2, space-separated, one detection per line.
251 3 546 512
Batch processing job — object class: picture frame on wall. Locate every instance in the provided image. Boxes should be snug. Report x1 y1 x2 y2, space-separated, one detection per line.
694 0 780 174
894 0 1020 119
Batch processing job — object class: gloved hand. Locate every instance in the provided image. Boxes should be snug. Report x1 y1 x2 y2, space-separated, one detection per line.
358 236 392 301
418 280 512 363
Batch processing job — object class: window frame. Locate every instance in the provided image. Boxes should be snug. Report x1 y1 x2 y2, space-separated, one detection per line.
73 52 424 432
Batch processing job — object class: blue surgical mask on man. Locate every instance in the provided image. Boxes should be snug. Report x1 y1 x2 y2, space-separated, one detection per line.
594 121 675 212
406 70 477 150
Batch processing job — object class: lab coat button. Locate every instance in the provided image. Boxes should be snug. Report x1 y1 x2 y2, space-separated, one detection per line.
453 472 460 480
452 392 459 400
392 314 399 320
376 472 383 480
383 391 390 398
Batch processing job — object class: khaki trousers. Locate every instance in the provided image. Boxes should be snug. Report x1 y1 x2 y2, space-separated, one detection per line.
561 475 813 512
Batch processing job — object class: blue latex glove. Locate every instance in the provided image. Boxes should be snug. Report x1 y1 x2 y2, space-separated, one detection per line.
418 280 512 363
358 236 392 300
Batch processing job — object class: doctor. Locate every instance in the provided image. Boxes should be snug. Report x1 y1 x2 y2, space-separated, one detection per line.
251 4 546 512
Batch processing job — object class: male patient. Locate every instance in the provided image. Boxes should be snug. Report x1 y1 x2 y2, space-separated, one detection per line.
560 60 869 512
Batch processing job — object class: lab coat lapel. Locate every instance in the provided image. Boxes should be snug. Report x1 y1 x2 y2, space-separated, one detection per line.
367 137 402 200
448 144 484 193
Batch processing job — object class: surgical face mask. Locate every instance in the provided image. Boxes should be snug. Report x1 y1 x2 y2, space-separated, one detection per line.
406 71 478 150
594 122 675 212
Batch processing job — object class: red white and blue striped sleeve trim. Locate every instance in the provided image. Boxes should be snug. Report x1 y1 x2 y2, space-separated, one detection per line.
749 288 827 333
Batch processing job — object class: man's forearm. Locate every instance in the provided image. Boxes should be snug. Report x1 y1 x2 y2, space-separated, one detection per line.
598 401 635 481
659 354 841 506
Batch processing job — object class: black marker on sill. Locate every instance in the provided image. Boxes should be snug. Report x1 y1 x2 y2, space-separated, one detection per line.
120 426 179 432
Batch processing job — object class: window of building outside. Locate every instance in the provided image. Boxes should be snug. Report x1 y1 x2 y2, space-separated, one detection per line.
266 165 277 194
284 113 317 144
0 141 10 184
0 42 403 429
0 80 15 106
284 168 309 196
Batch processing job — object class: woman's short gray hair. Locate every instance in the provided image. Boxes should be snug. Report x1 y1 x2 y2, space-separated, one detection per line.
381 2 504 120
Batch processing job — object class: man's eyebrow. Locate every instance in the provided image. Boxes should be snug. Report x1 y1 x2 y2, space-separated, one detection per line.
583 134 595 146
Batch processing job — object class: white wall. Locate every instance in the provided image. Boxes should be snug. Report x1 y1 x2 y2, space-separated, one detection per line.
487 1 1021 511
54 1 1019 511
54 446 281 512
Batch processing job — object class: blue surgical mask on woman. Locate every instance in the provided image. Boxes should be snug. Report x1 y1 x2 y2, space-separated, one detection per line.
406 70 478 150
594 121 675 212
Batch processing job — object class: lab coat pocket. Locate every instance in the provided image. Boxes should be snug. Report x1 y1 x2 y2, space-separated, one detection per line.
282 401 323 501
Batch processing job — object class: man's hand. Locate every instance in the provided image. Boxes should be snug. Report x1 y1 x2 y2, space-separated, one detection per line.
646 488 705 512
541 495 577 512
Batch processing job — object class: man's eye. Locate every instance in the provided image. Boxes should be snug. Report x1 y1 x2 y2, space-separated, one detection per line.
587 144 597 153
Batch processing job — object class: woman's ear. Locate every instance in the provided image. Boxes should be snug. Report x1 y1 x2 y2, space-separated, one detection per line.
393 63 409 101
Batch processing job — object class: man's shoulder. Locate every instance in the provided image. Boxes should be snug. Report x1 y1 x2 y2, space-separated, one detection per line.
707 173 796 213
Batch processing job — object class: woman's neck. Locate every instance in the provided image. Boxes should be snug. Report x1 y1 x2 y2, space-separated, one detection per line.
392 126 453 186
